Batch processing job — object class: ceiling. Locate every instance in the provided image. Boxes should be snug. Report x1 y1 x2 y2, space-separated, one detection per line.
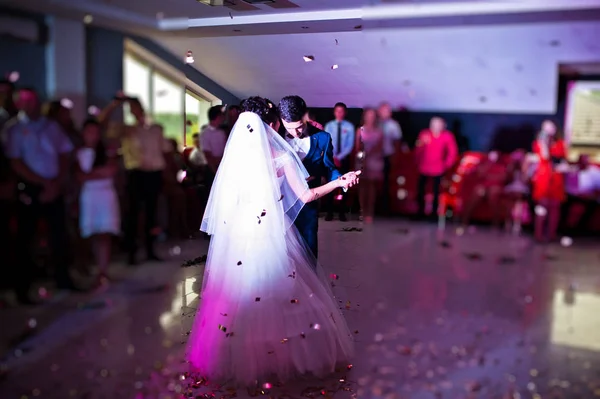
2 0 600 113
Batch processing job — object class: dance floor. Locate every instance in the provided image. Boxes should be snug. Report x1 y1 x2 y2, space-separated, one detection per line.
1 219 600 399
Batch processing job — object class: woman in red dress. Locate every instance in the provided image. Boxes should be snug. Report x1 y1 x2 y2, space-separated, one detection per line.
531 120 566 242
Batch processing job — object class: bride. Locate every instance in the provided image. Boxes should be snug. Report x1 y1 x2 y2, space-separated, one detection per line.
186 97 358 387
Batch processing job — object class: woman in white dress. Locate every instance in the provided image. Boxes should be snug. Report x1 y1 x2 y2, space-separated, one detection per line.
76 119 120 287
186 98 358 387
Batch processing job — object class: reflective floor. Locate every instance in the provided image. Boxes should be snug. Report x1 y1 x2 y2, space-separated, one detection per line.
1 219 600 399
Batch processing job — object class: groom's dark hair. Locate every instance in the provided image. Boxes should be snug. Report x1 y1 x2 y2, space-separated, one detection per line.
278 95 307 123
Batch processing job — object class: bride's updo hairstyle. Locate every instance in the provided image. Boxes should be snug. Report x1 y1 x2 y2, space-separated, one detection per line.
240 96 279 126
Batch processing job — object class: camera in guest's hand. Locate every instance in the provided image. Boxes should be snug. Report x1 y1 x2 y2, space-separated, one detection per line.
113 94 138 103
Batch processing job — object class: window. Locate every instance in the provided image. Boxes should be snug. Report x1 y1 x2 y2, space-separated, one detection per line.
123 44 222 146
152 72 184 143
185 91 212 145
123 53 151 125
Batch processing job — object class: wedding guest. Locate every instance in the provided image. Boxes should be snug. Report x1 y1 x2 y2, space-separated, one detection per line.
188 133 206 168
356 108 384 223
503 149 530 233
99 94 167 265
378 102 402 214
164 138 188 239
415 117 458 220
75 119 120 287
222 104 240 137
45 100 80 147
0 79 17 129
561 154 600 235
5 87 77 303
200 106 226 178
0 79 17 295
324 102 355 221
460 151 508 228
531 120 567 242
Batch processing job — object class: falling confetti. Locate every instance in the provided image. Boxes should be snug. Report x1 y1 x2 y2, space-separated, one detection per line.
339 227 362 232
181 255 207 267
498 255 516 264
464 252 482 260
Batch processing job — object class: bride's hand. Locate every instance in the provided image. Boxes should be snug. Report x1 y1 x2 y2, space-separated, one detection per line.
339 170 361 189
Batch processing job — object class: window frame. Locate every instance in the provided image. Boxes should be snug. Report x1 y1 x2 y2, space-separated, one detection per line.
123 40 221 146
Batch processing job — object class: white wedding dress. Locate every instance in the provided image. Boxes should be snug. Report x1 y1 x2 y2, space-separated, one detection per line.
186 112 354 386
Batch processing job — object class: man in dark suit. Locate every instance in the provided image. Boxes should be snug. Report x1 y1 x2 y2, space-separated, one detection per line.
278 95 341 259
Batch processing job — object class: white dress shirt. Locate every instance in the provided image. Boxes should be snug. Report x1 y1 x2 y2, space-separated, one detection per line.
323 119 354 161
380 119 402 157
200 125 227 158
188 147 207 166
285 135 311 161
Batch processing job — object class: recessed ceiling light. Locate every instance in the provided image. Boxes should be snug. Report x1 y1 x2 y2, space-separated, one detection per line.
185 51 194 64
83 14 93 24
303 56 314 62
331 64 339 70
301 26 309 29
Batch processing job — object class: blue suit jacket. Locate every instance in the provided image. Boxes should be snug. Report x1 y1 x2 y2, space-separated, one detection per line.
294 125 341 259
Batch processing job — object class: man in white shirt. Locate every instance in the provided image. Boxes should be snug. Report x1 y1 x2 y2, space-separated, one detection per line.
188 133 207 167
378 102 402 214
562 154 600 234
323 102 355 221
5 87 77 302
200 106 226 177
99 94 167 265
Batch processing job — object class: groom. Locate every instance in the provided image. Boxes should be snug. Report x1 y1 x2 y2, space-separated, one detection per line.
279 95 357 259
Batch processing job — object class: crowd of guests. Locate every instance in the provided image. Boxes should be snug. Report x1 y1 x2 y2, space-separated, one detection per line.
456 120 600 242
0 82 237 305
1 78 598 305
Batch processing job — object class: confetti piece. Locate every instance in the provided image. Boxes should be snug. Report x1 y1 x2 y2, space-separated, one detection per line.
288 271 296 279
237 261 242 266
339 227 362 232
255 297 261 302
329 273 339 280
290 299 298 304
278 194 284 201
498 255 516 264
464 252 482 260
260 210 266 217
439 241 451 248
281 338 288 344
181 254 207 267
218 325 227 333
